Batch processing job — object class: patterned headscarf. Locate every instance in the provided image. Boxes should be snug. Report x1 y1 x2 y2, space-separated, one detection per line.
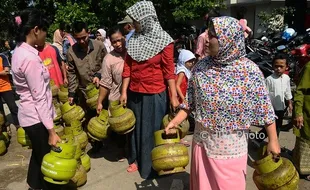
126 1 173 62
210 16 246 65
183 16 275 131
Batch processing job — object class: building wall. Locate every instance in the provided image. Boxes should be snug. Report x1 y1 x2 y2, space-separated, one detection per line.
189 1 309 37
253 2 285 37
188 1 282 36
225 2 286 37
228 1 310 37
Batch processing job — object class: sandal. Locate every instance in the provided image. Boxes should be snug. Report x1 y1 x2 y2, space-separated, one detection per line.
127 163 138 173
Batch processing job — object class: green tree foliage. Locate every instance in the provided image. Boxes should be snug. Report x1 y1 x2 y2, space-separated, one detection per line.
1 0 224 47
171 0 225 22
0 0 30 47
48 1 99 38
93 0 138 27
94 0 175 30
257 7 295 31
93 0 224 28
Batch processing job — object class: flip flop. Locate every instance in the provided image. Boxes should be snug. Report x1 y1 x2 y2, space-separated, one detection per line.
127 163 138 173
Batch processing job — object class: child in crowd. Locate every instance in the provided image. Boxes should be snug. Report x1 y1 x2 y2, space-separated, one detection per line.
254 53 293 146
175 49 196 103
175 49 196 146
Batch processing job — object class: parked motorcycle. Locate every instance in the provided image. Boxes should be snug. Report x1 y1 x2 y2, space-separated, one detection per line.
246 27 310 85
274 28 310 83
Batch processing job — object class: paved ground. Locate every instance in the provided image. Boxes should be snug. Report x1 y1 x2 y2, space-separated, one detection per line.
0 103 309 190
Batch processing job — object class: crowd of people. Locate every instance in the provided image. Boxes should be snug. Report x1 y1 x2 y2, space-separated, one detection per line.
0 1 309 190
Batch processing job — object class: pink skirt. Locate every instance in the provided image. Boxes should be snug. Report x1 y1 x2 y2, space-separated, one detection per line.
190 142 248 190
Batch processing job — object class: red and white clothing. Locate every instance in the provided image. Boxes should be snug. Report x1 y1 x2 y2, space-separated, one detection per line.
175 75 188 103
175 49 195 103
39 43 64 87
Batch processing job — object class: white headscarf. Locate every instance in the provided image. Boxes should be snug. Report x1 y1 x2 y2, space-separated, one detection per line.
97 29 114 53
126 1 173 62
97 29 106 38
176 49 195 79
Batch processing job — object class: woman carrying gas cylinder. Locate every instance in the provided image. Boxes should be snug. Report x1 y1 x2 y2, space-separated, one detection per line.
11 9 61 190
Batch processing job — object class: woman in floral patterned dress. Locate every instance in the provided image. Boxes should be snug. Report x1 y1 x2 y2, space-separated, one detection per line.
165 16 281 190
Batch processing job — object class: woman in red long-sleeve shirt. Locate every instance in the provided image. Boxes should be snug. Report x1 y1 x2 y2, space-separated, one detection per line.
120 1 179 179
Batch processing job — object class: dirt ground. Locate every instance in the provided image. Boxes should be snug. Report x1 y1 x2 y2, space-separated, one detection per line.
0 103 309 190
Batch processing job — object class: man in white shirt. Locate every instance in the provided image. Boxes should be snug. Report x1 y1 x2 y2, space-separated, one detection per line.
254 53 293 145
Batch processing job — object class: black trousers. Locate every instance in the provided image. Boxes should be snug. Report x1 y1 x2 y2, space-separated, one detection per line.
256 110 286 143
110 130 127 149
23 123 61 190
0 90 19 128
127 90 167 179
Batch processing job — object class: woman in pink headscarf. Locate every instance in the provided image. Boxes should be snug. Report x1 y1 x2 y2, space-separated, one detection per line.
52 29 64 59
52 29 68 85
